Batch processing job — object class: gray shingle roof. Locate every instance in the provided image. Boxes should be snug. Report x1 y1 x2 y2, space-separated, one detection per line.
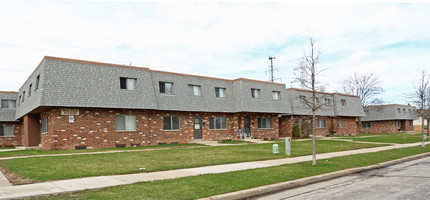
362 104 417 121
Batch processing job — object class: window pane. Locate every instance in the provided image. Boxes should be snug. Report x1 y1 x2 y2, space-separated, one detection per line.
188 85 194 95
115 115 125 131
267 118 272 128
172 117 180 129
220 88 225 97
125 115 136 131
4 125 13 136
221 117 226 129
165 83 172 93
29 84 32 97
194 86 200 96
159 82 165 93
120 77 127 89
42 117 48 133
215 88 220 97
209 117 214 129
9 100 16 108
35 75 40 90
215 117 221 129
163 117 171 130
1 100 8 108
0 126 3 136
257 118 262 128
127 79 136 90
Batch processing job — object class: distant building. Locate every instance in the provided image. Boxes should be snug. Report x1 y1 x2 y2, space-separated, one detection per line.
361 104 416 133
413 117 429 133
279 88 364 137
0 91 22 147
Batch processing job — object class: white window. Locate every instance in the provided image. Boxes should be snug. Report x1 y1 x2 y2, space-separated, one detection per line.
42 117 48 133
35 75 40 91
337 119 343 128
188 85 201 96
215 87 226 98
209 117 227 130
1 100 16 109
395 121 400 127
115 115 136 131
325 98 331 105
120 77 137 90
163 116 180 130
258 117 272 129
251 88 261 99
300 96 306 104
362 122 371 128
317 119 326 128
272 91 281 100
0 125 13 137
159 82 173 94
28 84 32 97
341 99 346 107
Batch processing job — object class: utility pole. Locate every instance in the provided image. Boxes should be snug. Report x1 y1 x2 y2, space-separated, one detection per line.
266 55 281 82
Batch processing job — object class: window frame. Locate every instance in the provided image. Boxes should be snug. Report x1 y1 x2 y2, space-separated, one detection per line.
337 119 343 128
299 95 306 104
28 84 32 97
362 122 371 128
209 117 227 130
325 98 331 106
317 119 326 128
251 88 261 99
35 75 40 91
215 87 226 98
272 91 281 100
1 99 16 109
188 84 202 96
115 115 137 131
119 77 137 91
0 125 14 137
341 99 346 107
257 117 272 129
163 116 181 131
159 81 174 94
42 117 48 133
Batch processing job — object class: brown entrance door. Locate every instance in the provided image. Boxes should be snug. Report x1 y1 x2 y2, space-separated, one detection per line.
194 117 202 139
244 116 251 137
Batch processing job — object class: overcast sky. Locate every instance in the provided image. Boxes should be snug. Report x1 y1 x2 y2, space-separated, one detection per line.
0 1 429 104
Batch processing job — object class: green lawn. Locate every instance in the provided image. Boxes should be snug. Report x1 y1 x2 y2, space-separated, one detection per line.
34 146 430 200
0 143 204 158
1 140 384 181
351 133 424 144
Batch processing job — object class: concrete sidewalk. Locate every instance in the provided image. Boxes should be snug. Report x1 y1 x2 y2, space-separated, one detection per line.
0 142 429 199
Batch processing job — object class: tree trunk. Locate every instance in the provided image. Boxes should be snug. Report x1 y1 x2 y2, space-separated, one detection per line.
426 118 429 136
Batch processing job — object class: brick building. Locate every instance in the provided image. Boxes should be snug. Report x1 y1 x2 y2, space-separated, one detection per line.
279 88 364 137
0 91 22 147
361 104 416 133
11 56 294 150
1 56 365 150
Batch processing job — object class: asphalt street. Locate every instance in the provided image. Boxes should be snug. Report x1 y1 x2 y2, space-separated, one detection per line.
253 156 430 200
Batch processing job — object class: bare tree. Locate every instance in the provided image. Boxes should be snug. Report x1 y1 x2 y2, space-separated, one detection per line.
292 35 325 166
410 69 429 148
341 72 384 132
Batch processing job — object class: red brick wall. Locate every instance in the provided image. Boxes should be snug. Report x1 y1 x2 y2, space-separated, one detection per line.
0 122 22 147
279 116 359 137
361 120 414 134
38 108 280 150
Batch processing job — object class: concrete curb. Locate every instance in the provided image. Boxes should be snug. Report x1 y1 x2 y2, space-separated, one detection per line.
200 152 430 200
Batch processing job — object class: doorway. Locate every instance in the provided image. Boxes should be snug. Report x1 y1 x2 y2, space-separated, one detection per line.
193 116 202 139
